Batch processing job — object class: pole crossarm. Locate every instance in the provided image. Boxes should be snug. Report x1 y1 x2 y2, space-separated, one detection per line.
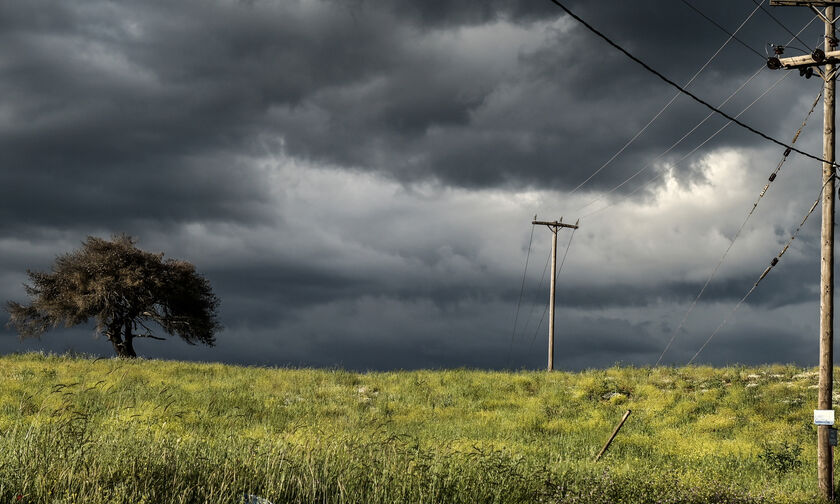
770 49 840 69
770 1 840 6
532 220 580 230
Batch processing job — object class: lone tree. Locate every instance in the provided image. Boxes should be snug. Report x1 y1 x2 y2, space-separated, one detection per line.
6 235 221 358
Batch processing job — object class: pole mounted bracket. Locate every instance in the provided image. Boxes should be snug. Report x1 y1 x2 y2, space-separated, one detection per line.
768 48 840 71
769 2 840 23
769 1 840 6
532 219 580 230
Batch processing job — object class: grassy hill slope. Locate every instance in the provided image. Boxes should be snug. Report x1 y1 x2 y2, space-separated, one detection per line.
0 353 830 503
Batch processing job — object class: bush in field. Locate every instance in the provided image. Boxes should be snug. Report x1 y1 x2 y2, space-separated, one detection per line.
759 441 802 479
6 235 221 358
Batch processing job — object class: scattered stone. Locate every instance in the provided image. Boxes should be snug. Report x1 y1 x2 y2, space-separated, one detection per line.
283 396 303 406
608 393 627 404
243 494 273 504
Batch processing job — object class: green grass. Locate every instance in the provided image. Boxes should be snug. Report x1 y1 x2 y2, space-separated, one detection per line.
0 352 833 503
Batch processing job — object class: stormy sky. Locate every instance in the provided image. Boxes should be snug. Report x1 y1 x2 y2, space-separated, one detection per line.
0 0 835 370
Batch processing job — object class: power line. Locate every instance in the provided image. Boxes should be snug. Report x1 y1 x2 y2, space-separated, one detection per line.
546 0 837 168
582 67 793 219
564 0 765 198
655 88 822 366
686 174 835 365
518 247 552 342
574 14 819 218
507 220 536 367
751 0 813 52
576 63 767 216
680 0 766 60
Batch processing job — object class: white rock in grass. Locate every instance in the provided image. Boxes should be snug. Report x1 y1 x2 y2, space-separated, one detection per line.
242 494 273 504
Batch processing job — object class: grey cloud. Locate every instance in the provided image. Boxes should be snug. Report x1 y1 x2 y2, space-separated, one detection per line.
0 0 826 214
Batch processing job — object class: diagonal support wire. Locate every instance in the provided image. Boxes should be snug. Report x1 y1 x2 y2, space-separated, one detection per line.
563 0 766 198
686 173 836 365
507 220 536 367
655 89 823 365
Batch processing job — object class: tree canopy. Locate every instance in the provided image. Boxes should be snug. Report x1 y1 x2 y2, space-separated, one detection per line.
6 235 221 358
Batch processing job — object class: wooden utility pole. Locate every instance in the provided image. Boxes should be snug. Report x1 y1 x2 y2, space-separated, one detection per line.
532 217 579 371
768 2 837 500
821 8 836 499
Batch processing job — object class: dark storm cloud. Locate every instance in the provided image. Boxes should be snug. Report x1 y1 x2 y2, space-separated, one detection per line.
268 0 827 190
340 0 556 28
675 323 819 367
2 0 825 225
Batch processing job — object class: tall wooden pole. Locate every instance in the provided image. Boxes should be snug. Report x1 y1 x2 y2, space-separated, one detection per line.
548 226 558 371
532 218 580 371
767 3 839 497
819 6 836 500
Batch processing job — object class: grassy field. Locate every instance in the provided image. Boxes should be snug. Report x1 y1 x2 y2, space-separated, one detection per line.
0 352 834 503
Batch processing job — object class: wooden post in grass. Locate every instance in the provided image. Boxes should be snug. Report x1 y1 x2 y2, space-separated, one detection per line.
594 410 631 462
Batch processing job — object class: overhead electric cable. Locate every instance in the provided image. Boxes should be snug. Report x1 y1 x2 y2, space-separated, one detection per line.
751 0 812 51
518 247 552 342
546 0 837 168
680 0 766 60
583 68 794 219
507 221 536 367
575 14 818 217
686 174 835 365
564 0 765 198
527 228 577 353
655 88 822 366
576 63 766 216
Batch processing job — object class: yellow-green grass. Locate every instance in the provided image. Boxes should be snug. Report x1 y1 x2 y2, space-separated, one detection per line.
0 353 830 503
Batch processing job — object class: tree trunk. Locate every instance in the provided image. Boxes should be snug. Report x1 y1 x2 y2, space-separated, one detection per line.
106 320 137 358
121 319 137 358
108 338 136 358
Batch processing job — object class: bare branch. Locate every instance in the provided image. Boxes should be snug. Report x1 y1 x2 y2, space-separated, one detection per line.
134 333 166 341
